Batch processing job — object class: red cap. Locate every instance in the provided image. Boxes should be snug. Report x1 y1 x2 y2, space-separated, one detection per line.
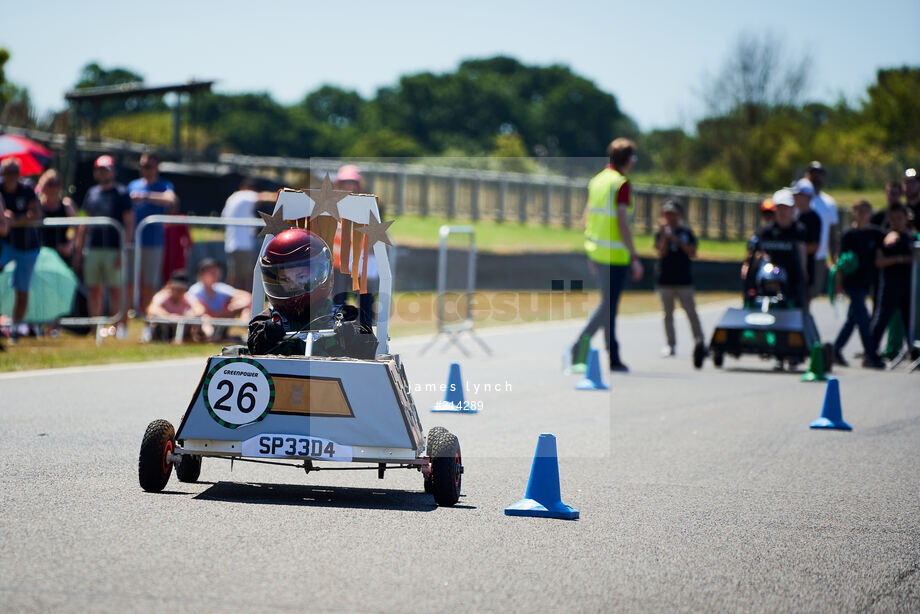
94 155 115 169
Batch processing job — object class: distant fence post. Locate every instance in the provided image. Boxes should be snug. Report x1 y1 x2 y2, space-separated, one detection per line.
563 185 573 228
644 191 654 234
395 170 406 216
736 197 746 239
518 181 528 224
701 196 710 238
719 198 728 240
470 178 480 221
497 180 507 223
448 176 458 219
419 173 429 217
543 184 552 225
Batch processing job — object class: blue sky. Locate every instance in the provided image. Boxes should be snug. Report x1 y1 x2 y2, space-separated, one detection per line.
4 0 919 131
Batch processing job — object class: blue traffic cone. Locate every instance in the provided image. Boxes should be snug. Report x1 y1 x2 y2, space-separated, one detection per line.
575 349 608 390
505 433 579 520
431 362 478 413
809 377 852 430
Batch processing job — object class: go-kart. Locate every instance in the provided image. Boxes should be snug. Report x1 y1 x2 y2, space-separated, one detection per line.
137 187 463 506
695 255 831 371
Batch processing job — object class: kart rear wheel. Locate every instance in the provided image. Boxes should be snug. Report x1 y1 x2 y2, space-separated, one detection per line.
138 419 175 492
176 454 202 483
427 427 462 507
713 352 724 368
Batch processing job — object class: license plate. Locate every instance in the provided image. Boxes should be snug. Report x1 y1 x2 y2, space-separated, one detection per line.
241 434 352 462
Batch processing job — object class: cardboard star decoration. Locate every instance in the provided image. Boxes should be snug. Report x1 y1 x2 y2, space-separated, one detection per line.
356 215 395 247
307 174 349 220
257 207 292 238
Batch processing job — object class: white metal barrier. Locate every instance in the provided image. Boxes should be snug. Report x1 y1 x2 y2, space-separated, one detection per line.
420 225 491 356
132 214 265 314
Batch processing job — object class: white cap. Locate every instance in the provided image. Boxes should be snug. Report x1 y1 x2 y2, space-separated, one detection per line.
772 188 794 207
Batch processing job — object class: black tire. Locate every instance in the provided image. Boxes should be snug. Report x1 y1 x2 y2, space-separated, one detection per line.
693 343 706 369
427 427 462 506
713 352 724 368
822 343 834 373
175 454 202 483
138 419 175 492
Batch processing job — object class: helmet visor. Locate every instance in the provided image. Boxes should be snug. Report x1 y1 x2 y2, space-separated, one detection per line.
262 252 331 301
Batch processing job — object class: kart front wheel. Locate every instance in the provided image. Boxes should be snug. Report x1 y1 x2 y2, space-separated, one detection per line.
138 419 175 492
427 427 462 506
176 454 202 483
713 352 724 368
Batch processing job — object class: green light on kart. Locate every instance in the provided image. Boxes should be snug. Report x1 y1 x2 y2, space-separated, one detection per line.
742 330 757 342
766 331 777 346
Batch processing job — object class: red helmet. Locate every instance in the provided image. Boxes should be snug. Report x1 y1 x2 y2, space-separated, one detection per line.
260 228 334 319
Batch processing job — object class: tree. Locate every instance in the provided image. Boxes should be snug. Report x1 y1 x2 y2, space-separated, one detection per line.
302 86 364 127
862 67 920 164
696 31 812 189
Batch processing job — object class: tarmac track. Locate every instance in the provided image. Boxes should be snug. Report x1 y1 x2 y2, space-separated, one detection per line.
1 299 918 612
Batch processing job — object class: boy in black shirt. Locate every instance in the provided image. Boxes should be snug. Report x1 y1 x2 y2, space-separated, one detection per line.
868 203 916 368
654 200 704 356
745 189 808 309
832 201 882 366
792 183 821 304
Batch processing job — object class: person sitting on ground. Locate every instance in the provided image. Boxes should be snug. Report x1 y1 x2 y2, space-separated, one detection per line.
247 228 376 358
146 269 205 342
867 203 917 368
187 258 251 319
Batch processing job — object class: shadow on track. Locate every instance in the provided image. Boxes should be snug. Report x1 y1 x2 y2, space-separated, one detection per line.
194 481 457 512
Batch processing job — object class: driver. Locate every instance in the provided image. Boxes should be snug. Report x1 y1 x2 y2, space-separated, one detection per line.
247 228 377 358
742 188 808 309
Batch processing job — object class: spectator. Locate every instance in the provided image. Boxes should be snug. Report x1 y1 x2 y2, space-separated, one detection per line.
36 169 77 266
74 155 133 333
904 168 920 229
744 189 809 370
146 269 205 342
796 161 839 299
570 138 644 373
654 200 704 357
868 203 915 368
332 165 377 329
128 152 178 313
187 258 251 319
0 158 42 342
221 177 259 290
791 182 821 305
759 197 776 228
832 201 882 366
870 180 902 229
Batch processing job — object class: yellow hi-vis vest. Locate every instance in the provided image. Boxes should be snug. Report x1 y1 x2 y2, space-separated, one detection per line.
584 168 633 265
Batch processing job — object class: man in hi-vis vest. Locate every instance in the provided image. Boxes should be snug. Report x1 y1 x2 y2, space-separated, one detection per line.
571 138 644 372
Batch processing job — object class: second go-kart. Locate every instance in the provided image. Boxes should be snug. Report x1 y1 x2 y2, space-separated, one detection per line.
138 186 463 506
695 254 832 371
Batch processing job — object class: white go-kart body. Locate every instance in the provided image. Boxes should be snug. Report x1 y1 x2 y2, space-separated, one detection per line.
138 188 463 506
